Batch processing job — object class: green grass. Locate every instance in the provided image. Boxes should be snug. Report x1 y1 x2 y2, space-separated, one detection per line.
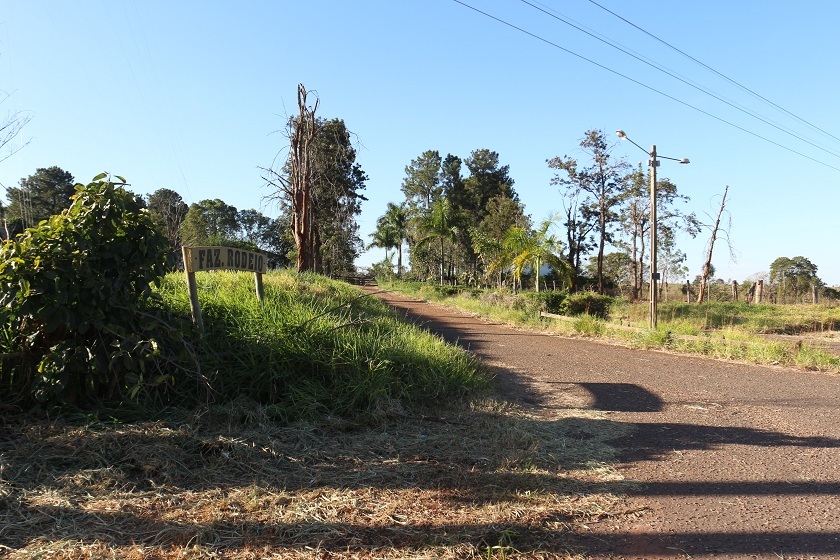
154 270 489 421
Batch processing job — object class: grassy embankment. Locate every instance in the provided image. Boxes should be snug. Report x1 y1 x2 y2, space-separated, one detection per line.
1 271 634 560
380 280 840 374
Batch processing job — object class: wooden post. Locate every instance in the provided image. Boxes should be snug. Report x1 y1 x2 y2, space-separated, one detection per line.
686 281 691 303
813 284 819 304
755 279 764 303
731 280 738 302
182 246 204 334
254 272 264 302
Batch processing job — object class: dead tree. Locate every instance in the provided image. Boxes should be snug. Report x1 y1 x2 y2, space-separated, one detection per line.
262 84 320 272
697 185 732 303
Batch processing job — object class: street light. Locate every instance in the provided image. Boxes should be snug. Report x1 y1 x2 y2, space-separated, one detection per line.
616 130 689 329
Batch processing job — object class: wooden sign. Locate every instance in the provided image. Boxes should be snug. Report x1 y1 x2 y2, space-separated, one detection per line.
181 246 267 333
185 246 266 274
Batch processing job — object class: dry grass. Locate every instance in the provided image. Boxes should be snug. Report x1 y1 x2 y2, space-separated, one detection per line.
0 396 636 559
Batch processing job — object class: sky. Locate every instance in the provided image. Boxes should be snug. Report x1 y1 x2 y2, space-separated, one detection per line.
2 1 838 285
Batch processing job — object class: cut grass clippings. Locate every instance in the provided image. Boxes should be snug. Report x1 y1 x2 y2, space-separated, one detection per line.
0 398 634 559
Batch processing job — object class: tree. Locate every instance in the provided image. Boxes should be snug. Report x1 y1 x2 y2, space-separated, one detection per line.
549 130 630 294
263 86 366 275
587 252 633 294
4 166 76 230
618 164 698 300
309 118 368 276
146 188 188 266
471 195 529 288
401 150 443 215
372 202 408 277
435 149 517 282
416 197 458 286
180 199 239 246
769 256 821 302
0 93 32 164
697 186 733 303
505 215 569 293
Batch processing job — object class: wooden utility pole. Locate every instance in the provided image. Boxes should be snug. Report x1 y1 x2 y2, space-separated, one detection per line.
649 145 659 328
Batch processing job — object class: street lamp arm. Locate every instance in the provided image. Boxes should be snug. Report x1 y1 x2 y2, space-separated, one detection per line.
615 129 648 156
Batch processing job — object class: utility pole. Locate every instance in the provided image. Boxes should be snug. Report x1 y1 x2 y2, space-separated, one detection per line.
650 145 659 329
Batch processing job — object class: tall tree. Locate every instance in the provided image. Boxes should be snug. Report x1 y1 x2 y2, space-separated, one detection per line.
373 202 408 277
416 197 458 286
310 118 368 276
263 86 366 275
263 84 319 272
5 166 75 229
401 150 443 215
146 188 188 266
618 164 699 300
180 199 238 246
769 256 820 302
448 149 517 280
548 130 630 294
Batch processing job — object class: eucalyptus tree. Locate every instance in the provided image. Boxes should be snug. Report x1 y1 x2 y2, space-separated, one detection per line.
619 163 699 300
548 130 630 294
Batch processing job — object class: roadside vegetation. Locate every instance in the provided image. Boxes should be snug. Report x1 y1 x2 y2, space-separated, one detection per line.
0 176 633 559
379 279 840 374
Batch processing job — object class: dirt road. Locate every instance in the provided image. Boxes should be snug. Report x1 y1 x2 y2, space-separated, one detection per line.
365 288 840 559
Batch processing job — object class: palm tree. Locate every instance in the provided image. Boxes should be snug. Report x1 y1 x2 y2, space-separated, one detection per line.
381 202 408 278
505 215 571 293
416 197 458 286
368 222 400 277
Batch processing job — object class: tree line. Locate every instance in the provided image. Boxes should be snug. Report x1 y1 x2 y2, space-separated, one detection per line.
1 88 368 275
370 129 700 297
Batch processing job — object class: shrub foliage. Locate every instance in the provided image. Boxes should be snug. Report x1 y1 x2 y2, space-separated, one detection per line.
0 174 177 406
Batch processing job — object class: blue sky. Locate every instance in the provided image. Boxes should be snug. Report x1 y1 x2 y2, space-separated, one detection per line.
2 1 838 285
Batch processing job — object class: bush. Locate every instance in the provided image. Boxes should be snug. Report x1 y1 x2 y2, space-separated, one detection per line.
0 174 182 407
522 291 567 314
561 292 614 319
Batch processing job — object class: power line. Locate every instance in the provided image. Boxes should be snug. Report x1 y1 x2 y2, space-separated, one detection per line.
520 0 840 160
585 0 840 146
450 0 840 173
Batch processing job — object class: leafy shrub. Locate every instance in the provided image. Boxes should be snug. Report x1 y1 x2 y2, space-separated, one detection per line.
522 291 567 314
561 292 614 319
0 174 183 407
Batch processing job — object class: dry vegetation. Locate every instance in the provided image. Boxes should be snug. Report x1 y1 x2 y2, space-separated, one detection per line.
0 395 637 559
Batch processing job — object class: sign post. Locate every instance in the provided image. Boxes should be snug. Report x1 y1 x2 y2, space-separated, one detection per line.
182 246 267 334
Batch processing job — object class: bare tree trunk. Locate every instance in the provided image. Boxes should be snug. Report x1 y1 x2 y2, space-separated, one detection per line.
732 280 739 302
755 279 764 303
289 84 319 273
697 185 729 303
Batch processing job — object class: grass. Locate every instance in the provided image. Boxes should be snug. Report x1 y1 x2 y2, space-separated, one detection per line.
381 280 840 374
152 270 489 420
0 271 637 558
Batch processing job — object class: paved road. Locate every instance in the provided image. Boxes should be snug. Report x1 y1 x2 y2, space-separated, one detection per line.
366 288 840 559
